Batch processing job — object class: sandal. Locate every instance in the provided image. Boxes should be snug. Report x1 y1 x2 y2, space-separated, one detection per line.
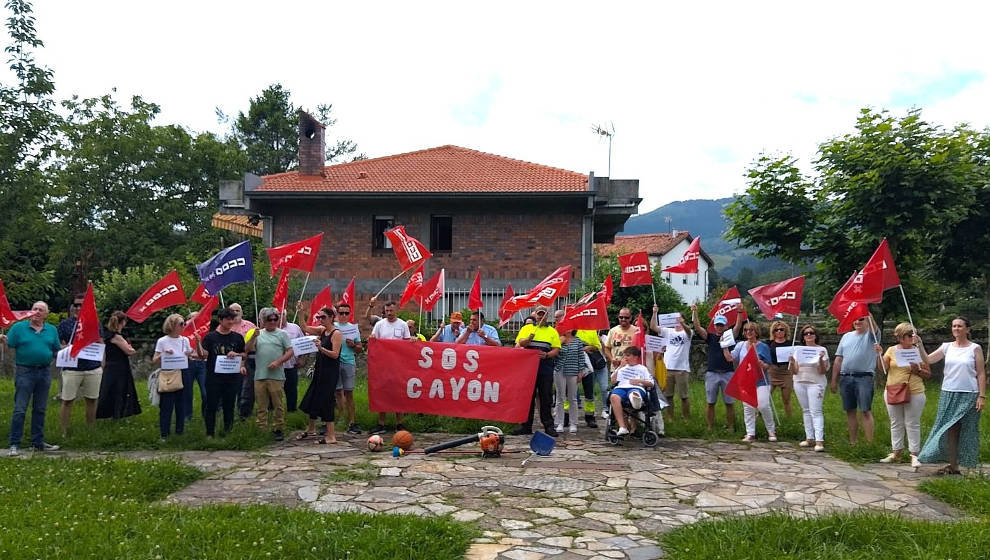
295 431 313 441
935 465 962 476
315 438 337 445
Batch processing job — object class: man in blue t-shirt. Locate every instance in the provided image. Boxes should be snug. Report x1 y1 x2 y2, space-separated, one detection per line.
692 302 743 432
830 315 881 445
333 302 363 434
2 301 62 455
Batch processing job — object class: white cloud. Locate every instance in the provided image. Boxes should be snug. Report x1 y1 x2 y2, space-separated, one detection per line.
19 0 990 213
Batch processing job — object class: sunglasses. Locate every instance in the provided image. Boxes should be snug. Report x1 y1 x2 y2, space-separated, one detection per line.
71 303 82 308
315 314 327 320
265 316 279 322
803 331 816 336
773 327 786 332
338 310 350 315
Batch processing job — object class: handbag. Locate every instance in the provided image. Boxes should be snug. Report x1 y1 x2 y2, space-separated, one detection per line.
158 369 184 393
886 367 912 405
589 350 608 371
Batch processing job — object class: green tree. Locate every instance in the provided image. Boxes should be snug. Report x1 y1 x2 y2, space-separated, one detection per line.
47 94 248 294
583 255 684 321
0 0 58 305
726 108 981 314
227 83 362 176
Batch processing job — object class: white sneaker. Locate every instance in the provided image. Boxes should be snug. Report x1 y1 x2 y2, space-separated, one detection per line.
8 446 19 457
628 391 643 410
911 455 921 468
616 427 629 436
768 434 778 442
569 425 577 434
555 424 564 432
602 410 610 420
799 440 811 447
814 444 825 452
880 453 898 463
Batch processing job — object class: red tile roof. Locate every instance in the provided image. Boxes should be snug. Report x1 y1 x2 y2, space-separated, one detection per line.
596 232 691 257
255 145 589 193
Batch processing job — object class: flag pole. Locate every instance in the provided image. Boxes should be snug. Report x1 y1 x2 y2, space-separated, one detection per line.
898 285 916 333
218 290 225 308
373 268 411 300
252 281 260 325
867 313 888 375
791 314 800 345
291 271 311 324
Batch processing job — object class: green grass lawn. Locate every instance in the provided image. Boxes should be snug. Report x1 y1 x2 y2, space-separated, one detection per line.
660 511 990 560
0 456 476 560
918 474 990 517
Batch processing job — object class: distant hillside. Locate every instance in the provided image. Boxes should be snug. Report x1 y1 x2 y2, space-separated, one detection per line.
621 197 788 281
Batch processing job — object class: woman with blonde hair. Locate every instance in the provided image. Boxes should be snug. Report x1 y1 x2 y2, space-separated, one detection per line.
918 317 986 474
767 320 794 417
880 323 929 467
724 321 777 442
789 325 829 451
96 311 141 419
152 313 196 440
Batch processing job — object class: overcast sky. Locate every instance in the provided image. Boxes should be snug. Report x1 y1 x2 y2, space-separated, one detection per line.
23 1 990 213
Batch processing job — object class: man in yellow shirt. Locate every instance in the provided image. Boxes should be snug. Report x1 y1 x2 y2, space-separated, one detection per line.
513 306 561 437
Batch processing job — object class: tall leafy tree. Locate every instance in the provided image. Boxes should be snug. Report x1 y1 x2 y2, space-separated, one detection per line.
726 108 981 312
227 83 362 176
0 0 58 304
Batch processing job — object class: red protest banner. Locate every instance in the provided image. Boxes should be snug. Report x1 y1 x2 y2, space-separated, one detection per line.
618 251 653 287
467 268 483 311
0 279 36 328
189 283 211 305
70 283 100 357
707 286 748 333
557 291 609 331
367 339 539 422
125 270 187 323
748 276 804 318
271 267 290 313
308 286 333 327
339 277 355 308
828 271 872 333
266 233 323 276
663 236 701 274
182 296 218 349
418 269 445 312
497 284 515 327
501 266 571 314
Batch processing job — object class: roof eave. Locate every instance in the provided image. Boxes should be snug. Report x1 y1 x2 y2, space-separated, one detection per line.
246 190 593 200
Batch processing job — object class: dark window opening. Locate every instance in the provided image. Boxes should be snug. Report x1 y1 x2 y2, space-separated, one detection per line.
373 216 394 250
431 215 452 252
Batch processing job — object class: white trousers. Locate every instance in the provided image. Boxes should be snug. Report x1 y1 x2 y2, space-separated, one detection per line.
793 381 826 442
554 372 579 428
886 391 927 454
743 385 776 437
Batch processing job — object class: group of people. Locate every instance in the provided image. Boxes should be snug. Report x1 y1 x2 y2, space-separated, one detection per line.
4 292 985 475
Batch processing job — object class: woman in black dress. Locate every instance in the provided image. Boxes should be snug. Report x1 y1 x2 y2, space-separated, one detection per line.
96 311 142 419
297 305 342 444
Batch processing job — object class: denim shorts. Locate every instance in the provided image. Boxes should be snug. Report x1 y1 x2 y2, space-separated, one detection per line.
839 374 874 412
705 371 736 404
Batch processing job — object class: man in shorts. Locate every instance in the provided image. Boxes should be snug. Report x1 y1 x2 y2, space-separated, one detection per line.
57 294 103 436
608 347 655 436
692 303 743 431
334 301 363 434
830 315 881 444
651 305 692 421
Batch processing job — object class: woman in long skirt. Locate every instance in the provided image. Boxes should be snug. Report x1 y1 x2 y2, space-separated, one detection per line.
96 311 141 419
296 305 342 444
917 316 986 474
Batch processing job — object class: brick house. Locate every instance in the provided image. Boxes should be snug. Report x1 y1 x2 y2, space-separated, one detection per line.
217 112 640 326
596 232 714 304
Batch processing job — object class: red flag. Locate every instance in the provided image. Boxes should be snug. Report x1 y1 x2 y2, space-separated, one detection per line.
663 236 701 274
190 283 211 305
557 291 609 331
418 269 445 312
864 238 901 291
265 233 323 276
384 226 433 271
308 285 334 326
272 267 290 312
497 284 515 328
603 274 613 305
70 283 100 357
501 266 571 313
468 269 483 311
182 295 218 349
725 343 761 407
707 286 748 334
398 265 424 307
339 277 355 308
748 276 804 318
0 279 37 328
633 312 646 353
618 252 653 287
125 270 187 323
828 271 872 333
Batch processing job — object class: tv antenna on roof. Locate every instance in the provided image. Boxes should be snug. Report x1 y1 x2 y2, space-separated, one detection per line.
591 122 615 177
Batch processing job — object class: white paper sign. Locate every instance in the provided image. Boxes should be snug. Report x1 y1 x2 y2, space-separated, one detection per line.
657 312 681 328
794 346 827 365
161 353 189 370
57 343 106 368
291 335 319 356
719 329 736 348
894 348 922 367
645 335 667 353
775 346 796 363
215 355 243 374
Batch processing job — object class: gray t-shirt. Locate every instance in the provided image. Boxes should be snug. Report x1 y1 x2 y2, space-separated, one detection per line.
835 330 879 374
254 328 291 381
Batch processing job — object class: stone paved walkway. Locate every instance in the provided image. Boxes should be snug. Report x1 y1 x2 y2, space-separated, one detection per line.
118 429 959 560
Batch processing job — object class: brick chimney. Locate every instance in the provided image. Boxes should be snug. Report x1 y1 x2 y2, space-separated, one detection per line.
297 110 326 176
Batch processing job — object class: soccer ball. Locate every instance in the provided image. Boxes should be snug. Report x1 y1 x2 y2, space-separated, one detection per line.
367 434 384 451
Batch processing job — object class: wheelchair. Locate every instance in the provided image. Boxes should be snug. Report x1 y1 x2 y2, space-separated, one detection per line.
604 384 666 448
